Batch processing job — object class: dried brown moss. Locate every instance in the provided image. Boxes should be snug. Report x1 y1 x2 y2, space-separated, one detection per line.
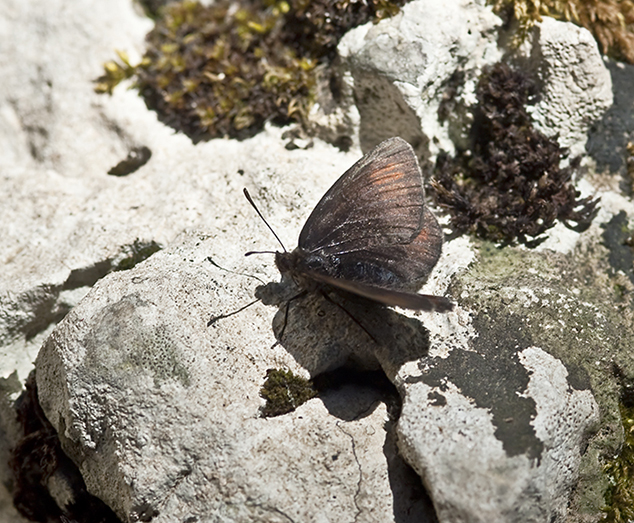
96 0 405 142
491 0 634 63
431 62 599 247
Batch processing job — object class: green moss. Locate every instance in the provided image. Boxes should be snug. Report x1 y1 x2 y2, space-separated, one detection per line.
96 0 405 142
115 239 162 271
94 50 140 95
490 0 634 63
134 0 174 19
600 397 634 522
260 368 317 417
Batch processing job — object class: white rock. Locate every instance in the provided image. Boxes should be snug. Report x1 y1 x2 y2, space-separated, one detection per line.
0 0 624 521
515 16 614 158
397 347 599 523
339 0 503 159
35 231 437 522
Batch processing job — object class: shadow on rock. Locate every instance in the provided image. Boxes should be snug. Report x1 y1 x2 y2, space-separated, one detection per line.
257 280 431 378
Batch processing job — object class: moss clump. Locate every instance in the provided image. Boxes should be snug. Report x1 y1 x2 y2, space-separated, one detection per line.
134 0 174 19
95 50 139 95
260 368 316 417
431 62 599 247
490 0 634 63
278 0 402 60
600 379 634 523
96 0 404 142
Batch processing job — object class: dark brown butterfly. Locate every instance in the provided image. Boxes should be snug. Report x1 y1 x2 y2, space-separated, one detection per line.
247 137 453 313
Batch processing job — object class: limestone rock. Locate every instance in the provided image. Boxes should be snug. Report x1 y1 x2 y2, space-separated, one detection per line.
1 0 632 522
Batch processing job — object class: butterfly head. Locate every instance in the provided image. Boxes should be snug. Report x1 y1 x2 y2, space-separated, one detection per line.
275 248 327 293
274 250 295 275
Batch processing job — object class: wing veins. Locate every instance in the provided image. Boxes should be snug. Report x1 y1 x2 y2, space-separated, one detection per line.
307 228 417 254
310 206 423 248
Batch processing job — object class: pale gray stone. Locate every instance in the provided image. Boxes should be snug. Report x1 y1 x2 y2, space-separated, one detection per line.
338 0 503 160
397 347 599 523
514 16 614 158
35 231 439 523
1 0 631 522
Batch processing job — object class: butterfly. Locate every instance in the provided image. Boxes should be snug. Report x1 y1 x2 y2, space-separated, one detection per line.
246 137 453 315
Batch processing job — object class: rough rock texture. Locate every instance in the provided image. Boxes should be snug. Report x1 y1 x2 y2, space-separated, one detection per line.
35 231 444 522
338 0 503 162
1 0 633 523
513 16 614 158
398 345 598 523
0 373 28 523
586 60 634 178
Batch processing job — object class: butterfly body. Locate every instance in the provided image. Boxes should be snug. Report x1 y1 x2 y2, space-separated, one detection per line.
273 137 453 313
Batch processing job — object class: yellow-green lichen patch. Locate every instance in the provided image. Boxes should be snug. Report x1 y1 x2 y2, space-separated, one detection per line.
600 390 634 523
260 368 317 417
490 0 634 63
96 0 405 142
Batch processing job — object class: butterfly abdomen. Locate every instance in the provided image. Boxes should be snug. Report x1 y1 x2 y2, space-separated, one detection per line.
331 260 401 288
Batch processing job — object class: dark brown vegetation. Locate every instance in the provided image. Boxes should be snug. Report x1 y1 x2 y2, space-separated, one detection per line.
431 63 599 247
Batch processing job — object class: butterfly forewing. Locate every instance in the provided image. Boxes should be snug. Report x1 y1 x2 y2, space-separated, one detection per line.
304 271 453 312
299 137 425 254
297 137 443 288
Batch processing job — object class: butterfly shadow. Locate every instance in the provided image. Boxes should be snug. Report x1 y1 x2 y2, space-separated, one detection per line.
256 280 432 385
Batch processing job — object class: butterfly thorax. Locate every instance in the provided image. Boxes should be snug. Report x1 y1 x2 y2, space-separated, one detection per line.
276 247 403 290
275 248 329 291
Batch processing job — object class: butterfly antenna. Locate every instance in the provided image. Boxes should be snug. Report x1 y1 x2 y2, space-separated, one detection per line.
243 188 287 252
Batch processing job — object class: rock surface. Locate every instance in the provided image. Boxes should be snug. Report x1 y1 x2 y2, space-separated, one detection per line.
339 0 503 162
514 16 614 158
35 230 442 522
1 0 633 523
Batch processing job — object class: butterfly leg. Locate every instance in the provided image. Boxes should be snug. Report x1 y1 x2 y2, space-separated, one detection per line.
277 290 308 341
207 298 261 327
